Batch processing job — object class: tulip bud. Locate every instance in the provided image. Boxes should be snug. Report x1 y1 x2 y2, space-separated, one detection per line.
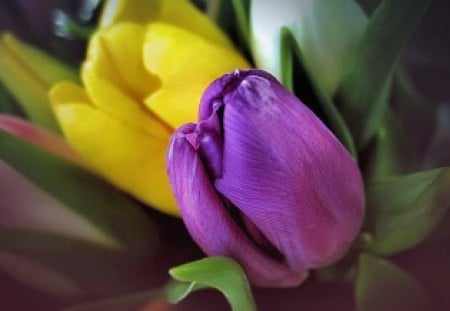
167 70 365 287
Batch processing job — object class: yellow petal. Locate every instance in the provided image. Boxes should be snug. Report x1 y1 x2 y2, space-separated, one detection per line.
143 23 250 128
99 0 161 27
83 23 160 102
157 0 233 48
52 100 178 216
82 76 170 140
49 81 91 105
81 23 170 137
99 0 232 48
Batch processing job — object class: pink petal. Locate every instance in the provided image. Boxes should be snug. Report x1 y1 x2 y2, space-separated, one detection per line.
0 115 82 164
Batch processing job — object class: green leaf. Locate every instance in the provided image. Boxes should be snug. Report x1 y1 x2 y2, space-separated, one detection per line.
0 129 158 252
366 167 450 255
166 257 256 311
423 105 450 168
280 28 357 157
363 66 439 179
208 0 251 53
336 0 431 148
165 280 207 304
0 33 79 132
356 0 383 15
0 33 79 85
362 108 414 181
392 67 436 164
251 0 367 96
231 0 251 47
0 82 25 117
355 253 432 311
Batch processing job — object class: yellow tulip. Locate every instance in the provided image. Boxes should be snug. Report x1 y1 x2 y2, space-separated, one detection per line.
50 0 249 216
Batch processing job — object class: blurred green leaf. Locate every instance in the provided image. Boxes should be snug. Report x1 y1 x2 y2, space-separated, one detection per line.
208 0 251 54
166 257 256 311
53 10 95 40
423 105 450 168
280 27 357 157
1 33 79 85
0 33 79 132
366 167 450 255
0 129 157 252
356 0 383 15
230 0 250 47
0 82 25 117
364 66 439 179
279 28 295 92
392 68 436 165
355 253 432 311
336 0 431 148
362 108 414 181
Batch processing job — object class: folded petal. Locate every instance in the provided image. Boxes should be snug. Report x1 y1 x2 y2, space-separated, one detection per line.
83 23 160 102
143 23 249 128
51 97 178 216
167 125 307 287
80 76 170 139
207 71 365 268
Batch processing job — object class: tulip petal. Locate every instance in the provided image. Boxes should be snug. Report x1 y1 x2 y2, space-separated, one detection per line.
81 23 172 138
52 100 178 216
83 23 160 103
49 80 91 104
0 115 82 164
204 71 364 269
167 124 307 287
81 77 170 139
155 0 234 48
99 0 161 27
100 0 232 48
143 23 249 128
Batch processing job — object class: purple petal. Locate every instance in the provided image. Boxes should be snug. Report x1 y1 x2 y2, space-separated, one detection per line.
205 71 364 269
167 124 307 287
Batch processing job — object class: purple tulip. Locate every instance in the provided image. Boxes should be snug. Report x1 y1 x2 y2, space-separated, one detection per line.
166 69 365 287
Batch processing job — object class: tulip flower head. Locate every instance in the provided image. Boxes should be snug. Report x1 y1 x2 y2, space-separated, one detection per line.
167 70 365 287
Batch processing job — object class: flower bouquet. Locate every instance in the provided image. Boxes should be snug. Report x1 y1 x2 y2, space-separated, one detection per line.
0 0 449 310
